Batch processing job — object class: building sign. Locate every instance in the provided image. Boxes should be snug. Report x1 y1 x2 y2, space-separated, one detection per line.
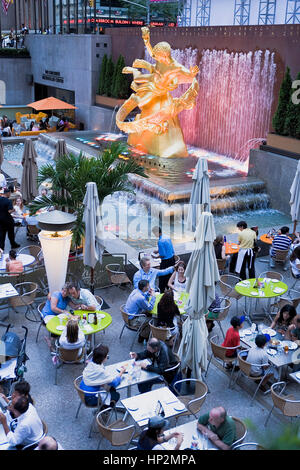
64 18 175 27
42 70 64 84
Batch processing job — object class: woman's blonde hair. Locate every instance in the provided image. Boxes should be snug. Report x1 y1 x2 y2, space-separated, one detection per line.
66 318 79 344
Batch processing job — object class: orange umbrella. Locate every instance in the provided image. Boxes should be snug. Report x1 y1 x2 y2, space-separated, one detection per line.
27 96 77 111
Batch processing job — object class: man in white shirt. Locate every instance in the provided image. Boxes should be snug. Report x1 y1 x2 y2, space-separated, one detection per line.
68 283 101 311
246 334 273 392
0 395 44 449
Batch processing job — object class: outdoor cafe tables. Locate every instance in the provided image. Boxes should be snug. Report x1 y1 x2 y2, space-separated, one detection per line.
163 419 218 450
260 234 293 245
0 283 19 327
46 310 112 347
0 254 35 271
239 323 300 380
225 242 240 255
234 278 288 322
121 386 187 428
151 291 189 316
104 358 161 398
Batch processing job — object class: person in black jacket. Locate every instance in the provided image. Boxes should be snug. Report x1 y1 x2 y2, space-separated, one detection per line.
0 189 20 250
130 338 177 394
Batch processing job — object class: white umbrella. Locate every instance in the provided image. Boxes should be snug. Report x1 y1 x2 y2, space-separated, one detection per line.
54 139 68 161
187 157 211 232
83 182 105 293
290 159 300 234
178 211 220 379
21 139 38 203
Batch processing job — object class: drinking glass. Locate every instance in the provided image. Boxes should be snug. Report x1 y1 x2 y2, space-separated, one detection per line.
202 433 208 450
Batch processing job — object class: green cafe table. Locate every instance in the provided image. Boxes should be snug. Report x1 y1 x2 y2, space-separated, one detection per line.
234 278 288 324
150 291 189 316
46 310 112 348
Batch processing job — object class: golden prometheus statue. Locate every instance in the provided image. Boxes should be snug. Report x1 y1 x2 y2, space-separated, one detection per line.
116 27 199 158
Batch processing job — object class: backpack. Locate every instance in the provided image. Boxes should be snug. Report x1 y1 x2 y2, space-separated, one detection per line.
1 331 22 358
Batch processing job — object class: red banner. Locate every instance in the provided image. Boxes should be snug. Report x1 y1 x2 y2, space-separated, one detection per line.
2 0 13 14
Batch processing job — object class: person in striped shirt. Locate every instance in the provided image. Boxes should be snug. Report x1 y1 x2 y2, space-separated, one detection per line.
270 226 292 270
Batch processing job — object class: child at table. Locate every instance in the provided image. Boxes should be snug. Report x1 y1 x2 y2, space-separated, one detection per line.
222 316 245 366
270 304 297 339
59 318 85 358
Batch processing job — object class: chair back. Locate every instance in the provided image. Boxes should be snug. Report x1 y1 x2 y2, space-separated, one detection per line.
164 353 181 374
9 282 37 308
209 297 231 322
260 271 283 282
271 382 300 417
220 275 242 300
237 350 253 376
94 295 103 309
105 264 130 286
27 225 40 235
96 408 136 446
173 378 208 416
217 258 227 272
149 320 170 342
210 335 239 361
120 304 130 327
73 375 103 408
273 249 289 262
37 302 46 320
58 345 83 363
232 442 263 450
231 416 247 448
41 420 48 436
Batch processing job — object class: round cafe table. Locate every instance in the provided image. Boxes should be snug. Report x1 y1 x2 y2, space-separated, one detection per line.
151 291 189 316
46 310 112 345
260 234 292 245
225 242 240 255
235 278 288 323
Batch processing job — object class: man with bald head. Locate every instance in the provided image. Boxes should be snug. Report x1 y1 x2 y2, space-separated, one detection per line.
36 436 63 450
197 406 236 450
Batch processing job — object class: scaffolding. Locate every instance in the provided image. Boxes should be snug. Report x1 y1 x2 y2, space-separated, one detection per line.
233 0 251 25
285 0 300 24
258 0 277 24
196 0 211 26
178 0 192 26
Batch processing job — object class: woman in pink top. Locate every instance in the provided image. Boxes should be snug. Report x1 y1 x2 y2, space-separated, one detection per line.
6 249 24 273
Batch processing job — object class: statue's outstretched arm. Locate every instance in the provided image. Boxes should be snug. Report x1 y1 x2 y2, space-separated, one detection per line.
141 27 154 58
132 59 154 73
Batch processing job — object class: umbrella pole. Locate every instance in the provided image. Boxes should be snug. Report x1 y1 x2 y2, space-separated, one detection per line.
90 267 94 294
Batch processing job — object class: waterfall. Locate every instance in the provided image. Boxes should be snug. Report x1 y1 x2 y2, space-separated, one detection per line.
145 47 276 164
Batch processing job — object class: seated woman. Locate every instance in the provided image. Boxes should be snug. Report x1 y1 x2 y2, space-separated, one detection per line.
137 416 183 450
42 283 71 319
270 304 297 339
168 261 186 292
80 344 125 408
221 316 244 367
0 380 34 407
290 246 300 279
59 317 85 358
11 197 25 226
5 250 23 274
156 289 180 337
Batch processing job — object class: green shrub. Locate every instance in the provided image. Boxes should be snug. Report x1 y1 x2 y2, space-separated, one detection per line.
0 48 30 57
272 66 292 135
104 56 115 97
98 54 107 95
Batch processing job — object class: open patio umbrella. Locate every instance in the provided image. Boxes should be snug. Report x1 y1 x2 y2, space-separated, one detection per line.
187 157 211 232
83 182 105 294
290 159 300 234
27 96 77 112
54 139 68 161
178 211 220 379
0 137 3 170
21 139 38 203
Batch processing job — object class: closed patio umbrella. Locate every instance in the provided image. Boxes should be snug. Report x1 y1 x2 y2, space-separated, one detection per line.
83 182 105 293
178 211 220 379
0 137 3 169
290 159 300 234
21 138 38 203
54 139 68 161
187 157 211 232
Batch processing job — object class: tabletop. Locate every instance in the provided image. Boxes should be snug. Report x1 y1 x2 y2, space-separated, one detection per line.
121 386 187 427
104 358 161 395
239 324 299 369
0 283 18 300
151 291 189 316
235 278 288 299
225 242 240 255
0 253 35 271
260 234 293 245
163 419 218 451
289 371 300 384
46 310 112 336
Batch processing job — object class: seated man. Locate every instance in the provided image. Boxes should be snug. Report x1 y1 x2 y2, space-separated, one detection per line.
133 256 175 293
270 226 292 270
197 406 236 450
130 338 177 394
36 436 64 450
246 334 273 392
5 249 24 273
124 279 155 333
0 396 43 449
68 282 101 311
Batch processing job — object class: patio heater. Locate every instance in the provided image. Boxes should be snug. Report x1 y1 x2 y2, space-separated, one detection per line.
37 210 76 294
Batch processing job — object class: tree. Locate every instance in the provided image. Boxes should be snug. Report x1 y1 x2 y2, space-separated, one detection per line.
104 55 115 97
112 55 130 99
284 71 300 138
29 142 147 247
98 54 108 95
272 67 292 135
